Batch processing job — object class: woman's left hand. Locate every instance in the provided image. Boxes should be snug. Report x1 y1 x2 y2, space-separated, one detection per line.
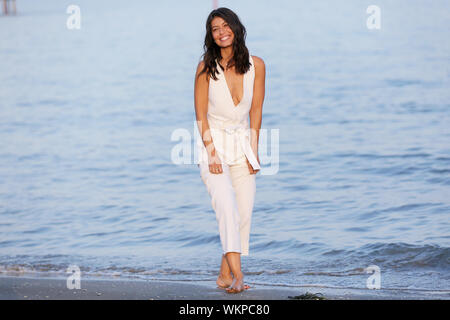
246 154 260 175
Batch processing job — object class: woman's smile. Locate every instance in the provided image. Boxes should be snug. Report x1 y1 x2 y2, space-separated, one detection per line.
217 34 233 46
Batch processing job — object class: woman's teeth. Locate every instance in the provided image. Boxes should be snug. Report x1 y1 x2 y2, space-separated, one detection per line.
220 36 230 41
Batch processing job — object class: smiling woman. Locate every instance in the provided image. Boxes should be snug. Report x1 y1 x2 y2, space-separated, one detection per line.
194 7 266 294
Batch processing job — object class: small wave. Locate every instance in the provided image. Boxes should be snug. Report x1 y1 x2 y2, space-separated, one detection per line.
252 239 327 255
246 269 292 276
245 281 450 293
320 242 450 270
303 267 366 277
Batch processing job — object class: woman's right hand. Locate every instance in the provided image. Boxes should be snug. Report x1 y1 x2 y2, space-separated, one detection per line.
207 148 223 174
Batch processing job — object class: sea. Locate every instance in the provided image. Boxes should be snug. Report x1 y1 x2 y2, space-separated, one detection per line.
0 0 449 297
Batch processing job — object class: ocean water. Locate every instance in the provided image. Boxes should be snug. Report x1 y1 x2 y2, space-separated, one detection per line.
0 0 449 296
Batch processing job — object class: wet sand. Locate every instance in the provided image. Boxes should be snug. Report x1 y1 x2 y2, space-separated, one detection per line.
0 276 448 300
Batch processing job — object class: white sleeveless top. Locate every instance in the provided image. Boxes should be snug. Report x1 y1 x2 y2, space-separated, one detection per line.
197 54 261 170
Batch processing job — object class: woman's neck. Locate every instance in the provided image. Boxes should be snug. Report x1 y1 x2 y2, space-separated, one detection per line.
220 47 234 69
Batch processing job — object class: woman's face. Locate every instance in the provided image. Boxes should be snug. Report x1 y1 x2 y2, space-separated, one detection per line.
211 16 234 48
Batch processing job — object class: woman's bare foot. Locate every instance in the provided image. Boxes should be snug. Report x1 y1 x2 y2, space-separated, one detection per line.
216 273 233 289
225 274 250 294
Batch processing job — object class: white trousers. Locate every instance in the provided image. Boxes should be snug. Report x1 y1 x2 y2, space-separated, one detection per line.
199 159 256 256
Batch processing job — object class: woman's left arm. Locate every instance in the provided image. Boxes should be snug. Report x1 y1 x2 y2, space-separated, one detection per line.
249 55 266 160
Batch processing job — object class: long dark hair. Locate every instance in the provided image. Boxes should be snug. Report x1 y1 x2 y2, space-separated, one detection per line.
197 7 250 81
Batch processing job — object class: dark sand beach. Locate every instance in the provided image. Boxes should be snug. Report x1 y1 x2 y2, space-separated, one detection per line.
0 276 448 300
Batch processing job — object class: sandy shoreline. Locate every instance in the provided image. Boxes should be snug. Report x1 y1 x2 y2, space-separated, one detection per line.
0 275 448 300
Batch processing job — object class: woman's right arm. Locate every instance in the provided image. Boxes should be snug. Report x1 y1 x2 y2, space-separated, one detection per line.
194 61 222 173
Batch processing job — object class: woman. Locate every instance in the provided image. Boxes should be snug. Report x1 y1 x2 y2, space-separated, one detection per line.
194 7 265 294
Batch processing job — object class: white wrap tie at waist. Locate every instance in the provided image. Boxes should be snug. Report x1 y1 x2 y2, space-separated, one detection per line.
198 118 261 170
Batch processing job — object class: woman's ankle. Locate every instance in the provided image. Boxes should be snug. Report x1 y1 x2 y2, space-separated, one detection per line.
219 272 233 279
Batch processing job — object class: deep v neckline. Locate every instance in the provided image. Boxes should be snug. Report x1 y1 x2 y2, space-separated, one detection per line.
218 60 245 108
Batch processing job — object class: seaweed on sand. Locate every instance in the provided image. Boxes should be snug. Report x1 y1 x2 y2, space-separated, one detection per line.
288 292 327 300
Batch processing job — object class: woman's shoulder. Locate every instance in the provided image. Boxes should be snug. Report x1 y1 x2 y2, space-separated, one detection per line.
196 60 206 74
250 55 266 74
195 60 210 82
251 55 265 68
